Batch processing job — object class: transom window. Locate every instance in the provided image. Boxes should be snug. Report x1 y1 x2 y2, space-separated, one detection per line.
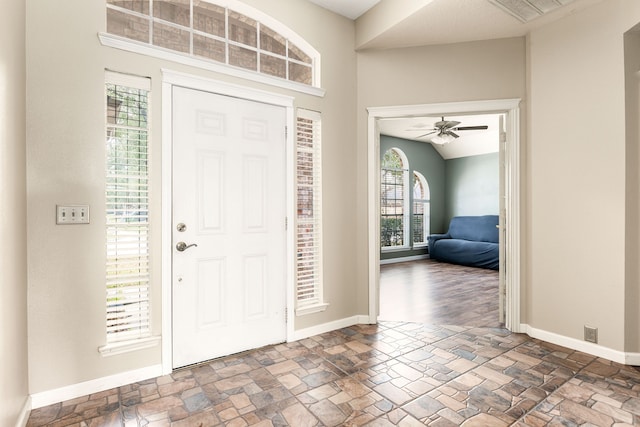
105 0 319 88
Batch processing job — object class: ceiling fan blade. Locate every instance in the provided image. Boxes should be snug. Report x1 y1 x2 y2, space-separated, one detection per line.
446 131 460 138
452 125 489 131
415 131 437 138
436 120 461 129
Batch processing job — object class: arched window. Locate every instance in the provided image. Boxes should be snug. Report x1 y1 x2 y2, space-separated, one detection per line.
381 148 409 249
104 0 321 92
412 171 430 246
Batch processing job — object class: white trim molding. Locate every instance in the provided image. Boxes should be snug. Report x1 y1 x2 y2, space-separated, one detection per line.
295 302 330 316
98 335 161 357
99 34 325 98
291 315 371 342
30 365 163 409
16 397 31 427
380 254 429 265
367 99 522 330
524 324 640 366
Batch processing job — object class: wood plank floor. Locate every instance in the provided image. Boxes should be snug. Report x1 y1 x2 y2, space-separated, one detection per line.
379 258 501 327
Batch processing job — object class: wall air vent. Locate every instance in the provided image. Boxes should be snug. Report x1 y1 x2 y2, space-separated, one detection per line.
488 0 575 23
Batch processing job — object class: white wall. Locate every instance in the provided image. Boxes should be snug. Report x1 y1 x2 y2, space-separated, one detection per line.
26 0 357 396
1 0 29 425
527 0 640 352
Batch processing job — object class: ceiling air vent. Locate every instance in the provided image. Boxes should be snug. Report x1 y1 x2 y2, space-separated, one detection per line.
488 0 575 23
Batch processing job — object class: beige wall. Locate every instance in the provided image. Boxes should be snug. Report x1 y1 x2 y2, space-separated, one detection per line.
27 0 357 394
527 0 640 351
1 0 29 424
355 37 527 314
24 0 640 404
357 1 640 357
624 25 640 353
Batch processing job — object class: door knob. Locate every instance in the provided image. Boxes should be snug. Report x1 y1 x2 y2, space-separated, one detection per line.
176 242 198 252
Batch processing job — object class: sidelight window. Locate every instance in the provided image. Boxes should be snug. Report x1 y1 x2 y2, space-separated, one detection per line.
103 72 152 347
295 109 327 315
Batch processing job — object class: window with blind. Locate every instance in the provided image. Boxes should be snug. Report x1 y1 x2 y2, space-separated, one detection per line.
381 148 409 249
295 109 327 315
412 171 430 246
103 72 152 348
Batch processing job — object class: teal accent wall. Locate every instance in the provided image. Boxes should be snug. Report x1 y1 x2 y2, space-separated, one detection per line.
380 136 498 261
380 135 445 261
445 153 499 224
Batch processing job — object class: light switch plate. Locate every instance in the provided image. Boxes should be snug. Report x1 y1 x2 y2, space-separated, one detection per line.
57 205 90 224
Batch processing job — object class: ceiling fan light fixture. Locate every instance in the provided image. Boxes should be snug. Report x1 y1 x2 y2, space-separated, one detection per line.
431 133 455 145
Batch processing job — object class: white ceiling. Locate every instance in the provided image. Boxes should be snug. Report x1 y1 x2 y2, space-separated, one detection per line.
306 0 381 20
306 0 602 49
378 114 501 160
305 0 601 158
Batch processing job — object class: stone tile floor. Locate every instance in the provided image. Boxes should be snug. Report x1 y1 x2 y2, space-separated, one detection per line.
27 322 640 426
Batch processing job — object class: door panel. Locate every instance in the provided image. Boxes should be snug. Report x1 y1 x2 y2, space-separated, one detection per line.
172 86 286 368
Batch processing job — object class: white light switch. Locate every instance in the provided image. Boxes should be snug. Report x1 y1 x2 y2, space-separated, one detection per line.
57 205 90 224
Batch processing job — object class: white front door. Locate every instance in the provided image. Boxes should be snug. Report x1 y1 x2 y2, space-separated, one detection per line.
172 86 287 369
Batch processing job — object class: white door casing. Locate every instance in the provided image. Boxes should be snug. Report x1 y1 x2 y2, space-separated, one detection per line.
172 86 287 368
367 99 522 332
498 113 507 324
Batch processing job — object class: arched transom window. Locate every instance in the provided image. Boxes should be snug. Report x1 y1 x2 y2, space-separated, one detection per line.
105 0 320 88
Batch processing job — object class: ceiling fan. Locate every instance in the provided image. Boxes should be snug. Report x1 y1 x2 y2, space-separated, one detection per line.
408 117 488 144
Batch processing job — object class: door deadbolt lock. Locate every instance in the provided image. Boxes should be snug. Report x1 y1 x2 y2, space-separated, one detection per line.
176 241 198 252
177 223 187 232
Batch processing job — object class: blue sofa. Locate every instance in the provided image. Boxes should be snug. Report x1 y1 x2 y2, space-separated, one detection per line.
427 215 499 270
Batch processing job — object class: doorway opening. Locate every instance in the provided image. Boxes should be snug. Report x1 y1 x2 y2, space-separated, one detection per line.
366 99 522 332
377 112 503 327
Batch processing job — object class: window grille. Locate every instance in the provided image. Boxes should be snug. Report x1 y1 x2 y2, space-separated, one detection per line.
412 171 430 246
105 0 317 87
296 109 324 312
381 149 408 248
105 72 151 344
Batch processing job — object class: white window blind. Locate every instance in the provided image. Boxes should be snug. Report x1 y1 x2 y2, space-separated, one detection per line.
105 72 151 344
412 171 430 246
295 109 326 314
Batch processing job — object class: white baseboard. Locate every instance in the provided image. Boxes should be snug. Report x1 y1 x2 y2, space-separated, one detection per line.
380 254 429 265
30 316 371 410
626 352 640 366
30 364 163 409
291 315 371 341
15 396 31 427
523 324 640 366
